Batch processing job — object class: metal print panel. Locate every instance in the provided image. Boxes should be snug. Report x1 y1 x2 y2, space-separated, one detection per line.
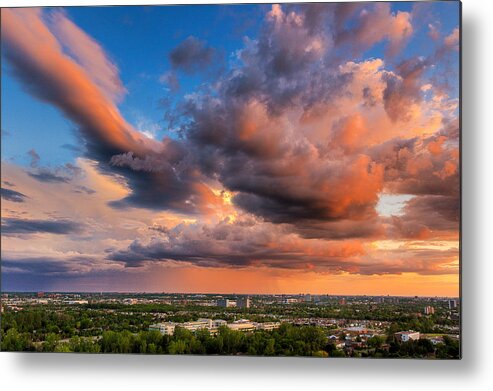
0 1 461 358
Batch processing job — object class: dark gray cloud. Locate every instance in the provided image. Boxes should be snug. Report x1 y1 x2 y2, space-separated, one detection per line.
289 218 384 241
334 2 413 58
108 217 456 275
1 218 84 235
169 36 216 74
2 258 77 275
27 163 83 184
388 195 459 240
382 56 429 122
1 255 101 276
27 148 40 168
106 139 205 212
74 185 96 195
1 188 28 203
368 131 459 199
28 170 70 183
108 218 364 271
354 247 459 276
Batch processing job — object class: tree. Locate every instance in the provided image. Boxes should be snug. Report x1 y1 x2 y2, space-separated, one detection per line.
329 349 346 357
168 339 187 354
54 343 72 353
43 333 60 352
1 328 32 351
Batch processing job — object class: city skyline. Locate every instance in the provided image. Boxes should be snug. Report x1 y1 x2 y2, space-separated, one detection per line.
1 291 460 298
1 2 460 295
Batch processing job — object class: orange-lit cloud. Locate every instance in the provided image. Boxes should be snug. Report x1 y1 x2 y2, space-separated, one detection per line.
1 8 156 156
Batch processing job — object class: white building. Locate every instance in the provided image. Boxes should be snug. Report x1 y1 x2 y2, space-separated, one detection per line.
181 319 211 332
256 322 281 331
424 306 435 315
149 322 176 336
282 298 299 304
394 331 420 342
227 320 257 332
149 318 279 335
149 319 228 336
65 300 88 305
211 319 228 328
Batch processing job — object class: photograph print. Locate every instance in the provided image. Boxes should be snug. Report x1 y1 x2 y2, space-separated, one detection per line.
1 1 461 358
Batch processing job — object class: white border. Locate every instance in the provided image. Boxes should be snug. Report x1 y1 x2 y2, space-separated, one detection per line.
1 0 492 390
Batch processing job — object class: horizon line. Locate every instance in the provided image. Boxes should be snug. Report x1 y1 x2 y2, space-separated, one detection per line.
1 291 460 299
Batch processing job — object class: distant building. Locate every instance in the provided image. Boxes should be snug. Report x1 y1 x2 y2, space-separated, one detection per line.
345 326 369 335
123 298 137 305
237 297 251 309
429 337 445 345
149 322 176 336
339 298 346 305
424 306 435 315
448 299 457 309
394 331 420 343
65 300 88 305
211 319 228 328
255 322 281 331
282 298 299 304
149 319 228 336
182 319 218 332
149 318 278 336
217 298 236 308
303 294 312 302
227 320 257 332
37 292 44 298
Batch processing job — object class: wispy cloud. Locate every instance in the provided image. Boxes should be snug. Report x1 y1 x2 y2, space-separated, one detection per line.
1 188 28 203
1 217 84 235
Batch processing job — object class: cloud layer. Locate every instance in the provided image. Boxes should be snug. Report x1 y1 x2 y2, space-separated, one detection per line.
1 4 460 290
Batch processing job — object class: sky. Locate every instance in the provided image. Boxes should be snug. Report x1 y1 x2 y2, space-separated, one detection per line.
1 2 460 295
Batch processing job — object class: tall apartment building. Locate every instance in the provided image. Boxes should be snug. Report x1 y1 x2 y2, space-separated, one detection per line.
424 306 435 315
216 298 236 308
237 297 251 308
448 299 458 309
